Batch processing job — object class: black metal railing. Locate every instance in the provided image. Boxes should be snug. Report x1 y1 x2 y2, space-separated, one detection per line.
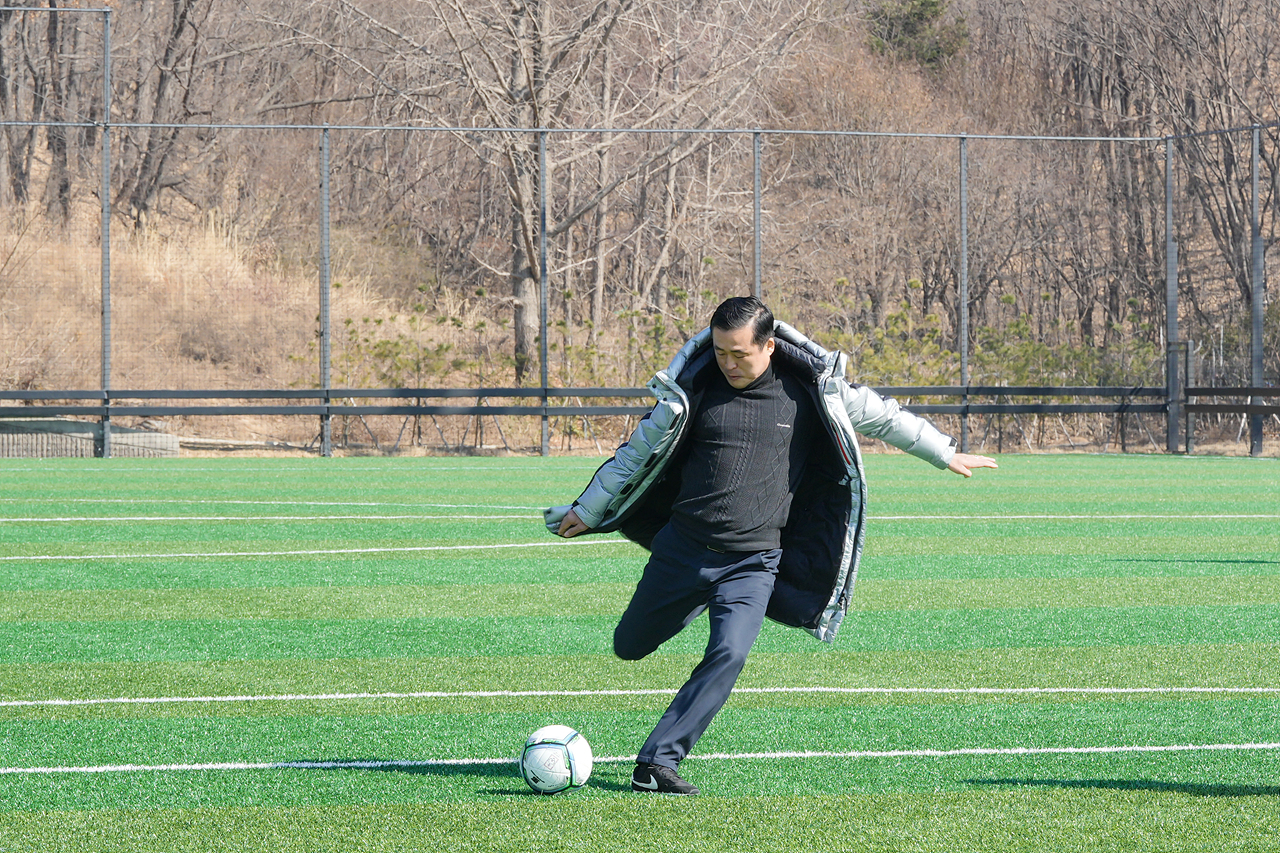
0 385 1184 457
1185 387 1280 417
0 385 1171 418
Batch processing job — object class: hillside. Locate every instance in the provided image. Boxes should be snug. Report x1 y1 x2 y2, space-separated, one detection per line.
0 0 1275 451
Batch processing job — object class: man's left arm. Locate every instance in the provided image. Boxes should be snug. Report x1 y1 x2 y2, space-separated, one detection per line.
839 382 997 476
946 451 998 477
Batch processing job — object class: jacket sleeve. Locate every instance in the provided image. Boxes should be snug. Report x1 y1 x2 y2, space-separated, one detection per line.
543 396 685 533
838 381 957 469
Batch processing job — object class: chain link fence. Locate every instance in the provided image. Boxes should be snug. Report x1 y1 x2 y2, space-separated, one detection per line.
0 8 1274 457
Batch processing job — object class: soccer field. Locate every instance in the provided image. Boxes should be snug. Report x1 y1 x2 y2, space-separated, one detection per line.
0 453 1277 852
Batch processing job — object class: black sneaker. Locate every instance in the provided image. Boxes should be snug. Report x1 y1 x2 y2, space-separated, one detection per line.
631 762 699 795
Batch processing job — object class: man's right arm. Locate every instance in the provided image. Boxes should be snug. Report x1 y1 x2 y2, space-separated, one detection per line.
544 394 686 538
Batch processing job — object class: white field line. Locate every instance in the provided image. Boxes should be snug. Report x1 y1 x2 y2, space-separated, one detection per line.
2 452 1258 476
0 465 599 476
0 499 546 509
3 512 1277 526
683 742 1280 761
874 514 1280 520
0 539 621 562
0 464 599 471
4 742 1280 775
5 685 1280 709
0 515 536 523
0 512 1270 558
1 451 1256 476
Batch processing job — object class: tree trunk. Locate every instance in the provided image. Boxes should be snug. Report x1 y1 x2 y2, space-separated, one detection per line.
509 0 544 385
119 0 199 224
42 6 70 223
589 48 611 352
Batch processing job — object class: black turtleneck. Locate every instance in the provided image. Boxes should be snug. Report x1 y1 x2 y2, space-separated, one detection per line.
669 362 819 552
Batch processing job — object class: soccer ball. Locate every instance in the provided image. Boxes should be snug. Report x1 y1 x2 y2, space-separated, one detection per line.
519 725 593 794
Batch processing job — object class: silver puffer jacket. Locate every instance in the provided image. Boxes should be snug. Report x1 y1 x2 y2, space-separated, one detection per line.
544 322 957 643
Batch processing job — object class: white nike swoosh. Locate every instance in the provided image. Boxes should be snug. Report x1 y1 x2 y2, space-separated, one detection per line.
633 776 659 790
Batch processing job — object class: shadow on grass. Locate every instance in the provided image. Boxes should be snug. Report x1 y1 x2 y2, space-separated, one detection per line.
475 763 633 796
280 758 512 777
1108 558 1280 566
968 778 1280 797
280 757 632 795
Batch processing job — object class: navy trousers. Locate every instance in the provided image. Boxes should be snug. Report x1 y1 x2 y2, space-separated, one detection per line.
613 523 781 769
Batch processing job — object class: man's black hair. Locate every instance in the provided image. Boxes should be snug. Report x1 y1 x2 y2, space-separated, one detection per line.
710 296 774 347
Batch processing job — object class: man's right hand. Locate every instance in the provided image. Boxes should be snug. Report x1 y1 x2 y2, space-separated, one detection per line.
557 508 590 538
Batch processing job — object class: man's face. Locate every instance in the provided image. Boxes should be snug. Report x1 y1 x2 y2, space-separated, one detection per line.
712 324 774 389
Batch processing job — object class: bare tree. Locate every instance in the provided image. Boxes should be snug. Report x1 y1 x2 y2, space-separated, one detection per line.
282 0 818 382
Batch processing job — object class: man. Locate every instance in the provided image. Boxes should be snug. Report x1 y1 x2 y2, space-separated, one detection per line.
544 297 996 795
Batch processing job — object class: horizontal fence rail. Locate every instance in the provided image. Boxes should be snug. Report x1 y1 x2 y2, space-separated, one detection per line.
1184 387 1280 417
0 386 1175 421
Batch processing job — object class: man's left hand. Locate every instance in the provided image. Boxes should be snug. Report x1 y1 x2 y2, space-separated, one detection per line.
948 453 999 478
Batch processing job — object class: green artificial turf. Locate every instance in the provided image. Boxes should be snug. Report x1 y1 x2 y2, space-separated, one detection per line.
0 453 1276 851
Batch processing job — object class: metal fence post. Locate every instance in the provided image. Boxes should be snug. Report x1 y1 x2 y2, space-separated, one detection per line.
319 126 333 457
1250 125 1265 457
1165 137 1182 452
539 128 550 457
958 135 969 452
753 130 762 300
99 9 112 459
1184 341 1196 455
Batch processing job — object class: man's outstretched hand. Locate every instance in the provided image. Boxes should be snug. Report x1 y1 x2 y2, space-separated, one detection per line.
557 508 591 538
948 452 999 478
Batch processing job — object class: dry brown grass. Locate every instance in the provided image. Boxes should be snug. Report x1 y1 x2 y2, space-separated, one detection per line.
3 207 1273 457
0 214 101 390
0 207 566 450
0 208 414 392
